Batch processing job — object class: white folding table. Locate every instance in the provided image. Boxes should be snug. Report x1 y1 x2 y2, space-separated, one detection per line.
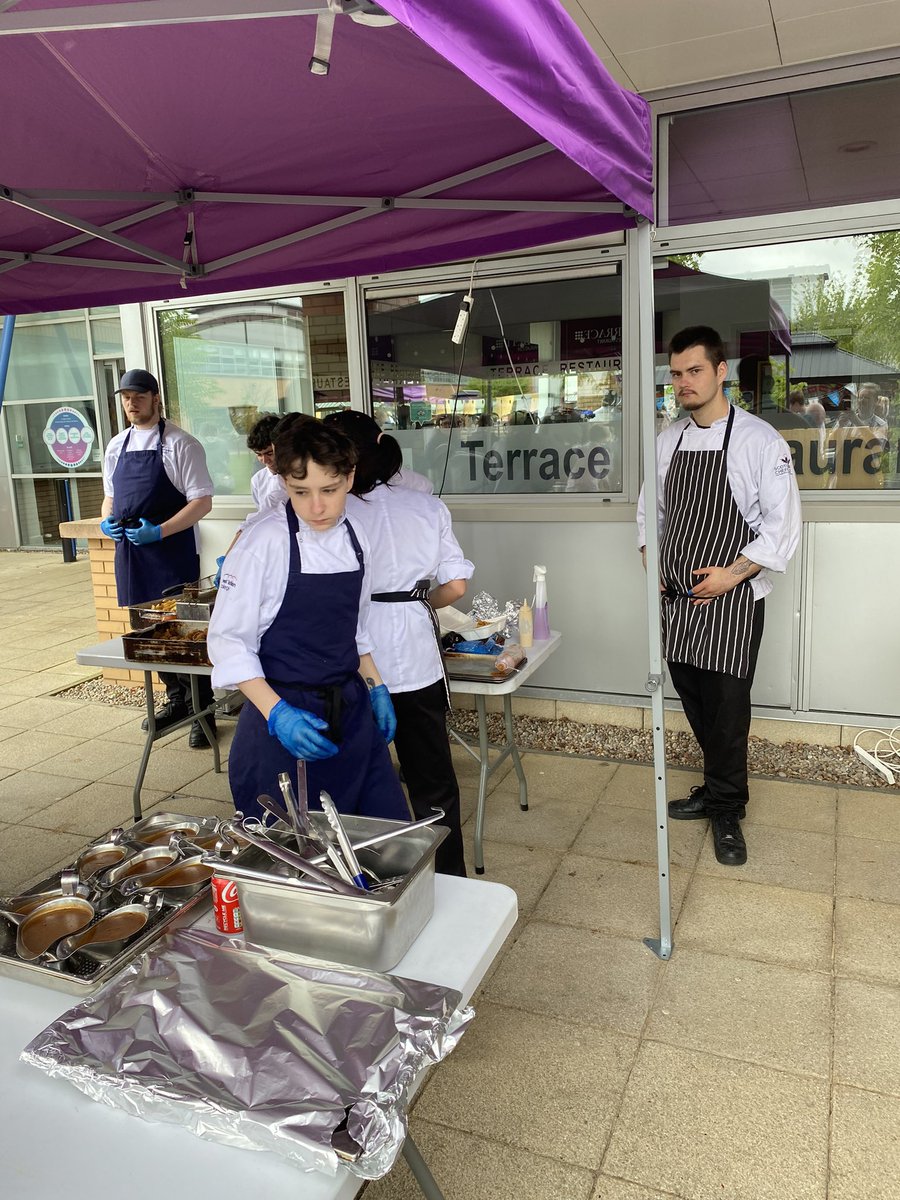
0 874 517 1200
448 632 561 873
76 637 224 822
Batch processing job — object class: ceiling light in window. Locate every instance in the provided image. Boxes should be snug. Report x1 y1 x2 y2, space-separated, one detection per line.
838 140 876 154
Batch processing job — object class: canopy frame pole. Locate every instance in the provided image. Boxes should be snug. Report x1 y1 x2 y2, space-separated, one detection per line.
629 216 673 962
0 186 196 273
204 145 625 275
0 0 332 37
0 199 183 277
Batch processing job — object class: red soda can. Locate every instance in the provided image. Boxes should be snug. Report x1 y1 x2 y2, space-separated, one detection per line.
211 876 243 933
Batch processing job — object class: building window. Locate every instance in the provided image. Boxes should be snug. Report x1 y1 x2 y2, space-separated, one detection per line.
154 294 350 497
654 232 900 491
663 75 900 226
364 269 624 495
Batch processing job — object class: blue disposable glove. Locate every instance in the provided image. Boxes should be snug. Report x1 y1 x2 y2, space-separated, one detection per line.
124 517 162 546
369 683 396 743
213 555 226 589
99 516 124 542
267 698 338 761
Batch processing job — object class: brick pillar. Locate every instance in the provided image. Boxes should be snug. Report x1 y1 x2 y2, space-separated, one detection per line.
59 519 149 686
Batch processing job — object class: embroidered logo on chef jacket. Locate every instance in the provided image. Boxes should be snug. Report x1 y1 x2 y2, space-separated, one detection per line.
774 454 794 477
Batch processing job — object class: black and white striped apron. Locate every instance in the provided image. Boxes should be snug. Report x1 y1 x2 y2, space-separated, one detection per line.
660 405 757 679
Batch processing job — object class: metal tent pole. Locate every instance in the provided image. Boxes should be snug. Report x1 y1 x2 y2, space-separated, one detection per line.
0 313 15 413
630 219 672 961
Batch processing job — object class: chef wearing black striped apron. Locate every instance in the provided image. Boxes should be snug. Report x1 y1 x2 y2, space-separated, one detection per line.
660 404 765 840
638 326 802 867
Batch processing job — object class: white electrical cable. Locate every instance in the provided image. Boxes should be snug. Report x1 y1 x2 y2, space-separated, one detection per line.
852 727 900 785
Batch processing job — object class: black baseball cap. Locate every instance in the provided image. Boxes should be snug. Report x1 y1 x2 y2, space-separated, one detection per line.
116 369 159 394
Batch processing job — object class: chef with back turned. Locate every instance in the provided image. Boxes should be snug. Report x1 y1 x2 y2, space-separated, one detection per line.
99 369 216 748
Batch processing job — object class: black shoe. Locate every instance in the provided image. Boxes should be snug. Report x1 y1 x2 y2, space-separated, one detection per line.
668 785 710 820
668 786 746 821
711 812 747 866
141 700 189 733
188 717 218 749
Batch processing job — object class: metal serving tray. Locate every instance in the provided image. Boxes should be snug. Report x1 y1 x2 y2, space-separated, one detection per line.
128 576 217 630
122 619 210 666
215 813 448 972
0 813 229 995
0 867 209 996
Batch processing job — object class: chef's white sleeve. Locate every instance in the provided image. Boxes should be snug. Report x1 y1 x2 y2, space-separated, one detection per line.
433 502 474 584
207 540 282 688
740 438 802 572
172 435 215 501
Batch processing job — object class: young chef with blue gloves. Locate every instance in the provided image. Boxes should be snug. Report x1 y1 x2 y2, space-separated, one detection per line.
207 419 410 823
99 369 216 748
327 410 473 875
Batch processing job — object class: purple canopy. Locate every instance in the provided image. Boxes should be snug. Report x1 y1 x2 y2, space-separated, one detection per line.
0 0 652 314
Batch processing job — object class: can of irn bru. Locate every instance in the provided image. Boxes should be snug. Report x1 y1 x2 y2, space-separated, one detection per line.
211 876 243 933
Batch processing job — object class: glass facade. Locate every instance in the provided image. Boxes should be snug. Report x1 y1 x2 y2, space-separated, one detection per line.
155 294 350 497
665 76 900 226
364 270 624 495
655 237 900 492
0 311 122 547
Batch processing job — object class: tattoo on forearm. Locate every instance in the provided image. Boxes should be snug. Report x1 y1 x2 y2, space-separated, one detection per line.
365 675 377 690
729 557 756 578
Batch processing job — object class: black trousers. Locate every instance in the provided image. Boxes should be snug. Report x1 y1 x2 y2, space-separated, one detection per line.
159 671 213 713
667 600 765 815
392 679 467 876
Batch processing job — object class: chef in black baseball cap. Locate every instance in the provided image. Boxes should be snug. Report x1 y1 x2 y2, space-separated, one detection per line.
100 368 217 747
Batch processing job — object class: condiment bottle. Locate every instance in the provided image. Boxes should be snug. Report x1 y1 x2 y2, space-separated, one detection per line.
518 599 533 647
495 643 525 673
532 565 551 640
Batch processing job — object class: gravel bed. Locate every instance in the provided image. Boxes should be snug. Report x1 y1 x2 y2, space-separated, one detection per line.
450 710 900 791
55 677 163 708
56 679 897 792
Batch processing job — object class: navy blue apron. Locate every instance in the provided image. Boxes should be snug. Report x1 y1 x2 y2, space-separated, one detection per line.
228 502 409 823
111 420 199 607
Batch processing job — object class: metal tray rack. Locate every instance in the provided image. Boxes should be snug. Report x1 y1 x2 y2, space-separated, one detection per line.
122 619 211 667
128 575 218 630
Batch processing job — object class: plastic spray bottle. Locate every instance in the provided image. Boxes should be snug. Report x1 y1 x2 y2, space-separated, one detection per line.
532 565 550 641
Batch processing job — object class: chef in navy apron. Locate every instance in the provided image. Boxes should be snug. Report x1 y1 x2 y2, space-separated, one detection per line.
99 369 216 747
637 326 801 868
207 418 409 823
327 409 474 875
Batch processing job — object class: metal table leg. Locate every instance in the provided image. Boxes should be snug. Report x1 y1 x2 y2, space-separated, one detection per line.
503 693 528 812
188 676 221 775
131 672 221 822
401 1132 447 1200
473 694 491 875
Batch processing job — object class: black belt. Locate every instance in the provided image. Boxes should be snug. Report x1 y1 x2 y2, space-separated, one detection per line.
371 580 450 709
267 674 356 744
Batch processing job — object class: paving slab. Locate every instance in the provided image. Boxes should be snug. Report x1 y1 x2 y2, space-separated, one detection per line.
835 896 900 987
745 779 837 833
837 789 900 843
534 853 691 940
600 762 703 812
830 1086 900 1200
26 781 169 839
675 876 834 971
694 822 835 894
834 976 900 1097
415 1001 637 1169
836 834 900 905
490 753 617 801
573 801 706 869
364 1119 595 1200
0 769 88 822
37 737 143 782
645 946 831 1078
0 823 88 894
603 1041 829 1200
484 921 662 1037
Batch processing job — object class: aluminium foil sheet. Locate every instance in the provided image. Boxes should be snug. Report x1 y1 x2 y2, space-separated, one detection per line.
21 926 472 1179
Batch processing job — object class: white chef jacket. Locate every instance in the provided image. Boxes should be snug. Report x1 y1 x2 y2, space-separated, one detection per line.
345 487 474 693
394 467 434 495
208 506 374 690
636 405 802 601
102 420 214 550
250 466 288 510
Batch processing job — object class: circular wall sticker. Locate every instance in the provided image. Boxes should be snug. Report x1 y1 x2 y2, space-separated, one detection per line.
42 406 96 468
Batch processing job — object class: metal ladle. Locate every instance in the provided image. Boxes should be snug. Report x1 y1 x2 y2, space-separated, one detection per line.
54 902 153 961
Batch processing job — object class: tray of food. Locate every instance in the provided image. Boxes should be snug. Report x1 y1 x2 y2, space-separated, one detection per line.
122 619 210 666
0 813 238 995
128 575 218 630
